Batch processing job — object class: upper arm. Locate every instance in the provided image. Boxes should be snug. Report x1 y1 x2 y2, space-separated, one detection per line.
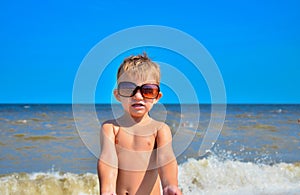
98 122 118 193
156 123 179 188
99 122 118 167
156 123 175 166
156 123 172 147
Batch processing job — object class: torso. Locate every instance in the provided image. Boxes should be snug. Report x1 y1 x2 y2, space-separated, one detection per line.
111 119 163 195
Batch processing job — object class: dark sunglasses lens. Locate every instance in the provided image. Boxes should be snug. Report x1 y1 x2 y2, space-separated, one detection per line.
118 82 136 97
141 85 159 98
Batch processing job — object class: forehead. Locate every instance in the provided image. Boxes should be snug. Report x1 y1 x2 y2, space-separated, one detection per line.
117 72 158 85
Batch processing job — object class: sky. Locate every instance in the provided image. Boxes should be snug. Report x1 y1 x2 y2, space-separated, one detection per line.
0 0 299 104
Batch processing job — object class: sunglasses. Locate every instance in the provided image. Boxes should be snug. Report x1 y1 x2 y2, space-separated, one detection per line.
118 82 160 99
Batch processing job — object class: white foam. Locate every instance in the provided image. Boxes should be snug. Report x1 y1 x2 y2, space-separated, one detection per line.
0 171 99 195
1 157 300 194
178 157 300 194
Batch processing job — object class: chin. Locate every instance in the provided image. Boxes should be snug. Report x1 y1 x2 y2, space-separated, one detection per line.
130 112 146 118
129 110 148 118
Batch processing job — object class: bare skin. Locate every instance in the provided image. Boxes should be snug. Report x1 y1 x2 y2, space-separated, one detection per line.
97 76 181 195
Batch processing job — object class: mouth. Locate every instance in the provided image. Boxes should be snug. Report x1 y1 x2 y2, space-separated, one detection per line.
131 103 145 108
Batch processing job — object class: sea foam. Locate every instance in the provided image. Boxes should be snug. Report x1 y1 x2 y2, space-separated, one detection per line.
179 156 300 194
1 156 300 195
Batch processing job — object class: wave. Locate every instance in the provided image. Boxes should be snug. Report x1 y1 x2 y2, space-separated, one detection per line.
179 156 300 195
0 172 98 195
1 156 300 195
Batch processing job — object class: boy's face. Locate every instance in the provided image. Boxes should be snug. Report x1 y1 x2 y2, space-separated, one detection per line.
114 74 162 119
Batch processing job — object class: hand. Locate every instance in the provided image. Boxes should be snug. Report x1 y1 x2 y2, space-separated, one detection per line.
163 185 182 195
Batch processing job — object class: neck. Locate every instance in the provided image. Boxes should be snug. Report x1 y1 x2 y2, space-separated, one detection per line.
122 112 151 125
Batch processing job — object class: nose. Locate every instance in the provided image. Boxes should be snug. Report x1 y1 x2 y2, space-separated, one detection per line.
132 88 143 99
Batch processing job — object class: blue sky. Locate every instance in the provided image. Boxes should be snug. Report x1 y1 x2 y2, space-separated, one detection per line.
1 0 299 104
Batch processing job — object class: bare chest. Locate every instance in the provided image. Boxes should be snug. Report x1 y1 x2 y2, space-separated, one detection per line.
115 128 157 151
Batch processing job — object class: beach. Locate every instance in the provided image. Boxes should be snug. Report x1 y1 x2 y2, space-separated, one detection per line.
0 104 300 194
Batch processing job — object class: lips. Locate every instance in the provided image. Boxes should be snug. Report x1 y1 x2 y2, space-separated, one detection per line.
131 102 145 109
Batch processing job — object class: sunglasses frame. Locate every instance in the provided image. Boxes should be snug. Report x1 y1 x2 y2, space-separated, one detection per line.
117 82 160 99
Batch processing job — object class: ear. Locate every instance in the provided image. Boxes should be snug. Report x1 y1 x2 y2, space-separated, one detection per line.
114 89 121 102
154 92 163 104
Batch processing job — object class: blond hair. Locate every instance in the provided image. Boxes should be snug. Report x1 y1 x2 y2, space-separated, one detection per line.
117 53 160 84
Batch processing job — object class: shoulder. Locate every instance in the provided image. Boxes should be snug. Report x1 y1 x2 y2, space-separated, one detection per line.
152 120 170 132
152 120 172 140
101 119 120 136
147 119 170 136
102 119 118 126
149 119 169 130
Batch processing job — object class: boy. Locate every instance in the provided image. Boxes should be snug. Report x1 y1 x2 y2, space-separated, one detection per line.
97 53 182 195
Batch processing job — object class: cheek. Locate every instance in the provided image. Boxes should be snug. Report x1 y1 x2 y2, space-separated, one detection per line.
144 100 155 107
120 98 130 105
145 98 155 103
119 98 131 108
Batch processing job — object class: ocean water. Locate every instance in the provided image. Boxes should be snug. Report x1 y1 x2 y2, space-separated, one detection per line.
0 104 300 194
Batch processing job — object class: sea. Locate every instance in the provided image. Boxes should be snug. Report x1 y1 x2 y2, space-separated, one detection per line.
0 104 299 195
